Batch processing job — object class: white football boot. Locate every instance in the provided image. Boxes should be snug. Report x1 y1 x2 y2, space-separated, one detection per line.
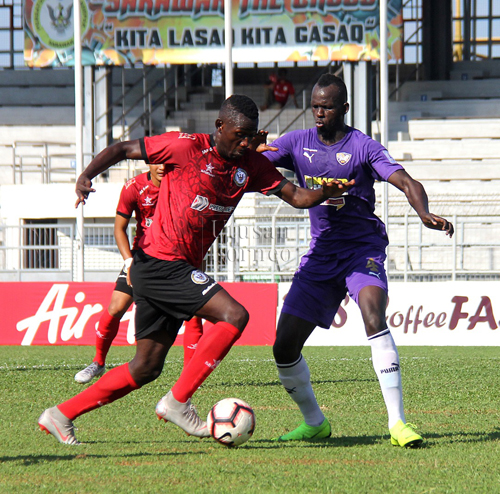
38 407 80 445
74 362 105 384
155 391 210 438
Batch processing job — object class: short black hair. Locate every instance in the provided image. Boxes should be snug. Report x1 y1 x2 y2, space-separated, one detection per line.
219 94 259 122
316 74 348 103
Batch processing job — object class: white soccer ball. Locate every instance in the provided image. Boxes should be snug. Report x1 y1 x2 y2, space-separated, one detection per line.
207 397 256 447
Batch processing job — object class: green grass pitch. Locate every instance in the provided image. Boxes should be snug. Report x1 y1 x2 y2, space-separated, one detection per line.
1 345 499 493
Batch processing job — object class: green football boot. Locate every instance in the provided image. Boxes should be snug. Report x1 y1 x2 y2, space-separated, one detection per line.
390 420 423 448
274 418 331 441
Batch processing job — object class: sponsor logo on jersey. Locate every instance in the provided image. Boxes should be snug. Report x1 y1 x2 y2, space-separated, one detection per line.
191 195 210 211
191 270 209 284
145 218 153 227
304 174 350 209
383 150 397 164
336 152 352 165
233 168 248 187
303 147 317 163
325 197 345 210
142 196 154 206
31 0 89 50
139 184 149 195
201 163 215 177
190 195 235 214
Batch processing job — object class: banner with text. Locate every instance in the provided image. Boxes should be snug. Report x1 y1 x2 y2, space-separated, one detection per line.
24 0 402 67
0 282 277 346
278 281 500 346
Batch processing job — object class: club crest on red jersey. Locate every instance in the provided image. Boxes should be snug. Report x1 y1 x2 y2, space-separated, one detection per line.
191 270 209 284
336 152 352 165
233 168 248 187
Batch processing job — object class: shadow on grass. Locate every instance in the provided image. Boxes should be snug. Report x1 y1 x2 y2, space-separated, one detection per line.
0 449 208 465
250 434 382 448
204 378 375 388
423 428 500 444
251 427 500 449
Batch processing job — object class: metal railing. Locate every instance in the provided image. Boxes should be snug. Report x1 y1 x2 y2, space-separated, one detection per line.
2 215 499 282
10 141 76 184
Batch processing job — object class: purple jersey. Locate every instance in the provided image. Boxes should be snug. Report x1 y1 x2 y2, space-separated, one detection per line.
264 126 403 278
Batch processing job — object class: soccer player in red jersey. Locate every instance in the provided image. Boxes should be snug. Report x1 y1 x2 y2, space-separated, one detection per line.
73 164 163 384
38 94 354 445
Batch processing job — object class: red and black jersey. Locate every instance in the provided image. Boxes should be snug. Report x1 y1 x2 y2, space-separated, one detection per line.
138 131 287 267
116 172 160 250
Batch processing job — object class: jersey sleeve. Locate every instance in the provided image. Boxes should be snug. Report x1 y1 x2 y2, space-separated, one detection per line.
116 180 137 218
142 132 180 164
247 152 288 196
366 139 403 182
262 133 296 171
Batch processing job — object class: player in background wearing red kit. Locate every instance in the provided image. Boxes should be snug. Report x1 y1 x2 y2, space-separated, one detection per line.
73 164 204 384
38 94 354 445
74 164 163 384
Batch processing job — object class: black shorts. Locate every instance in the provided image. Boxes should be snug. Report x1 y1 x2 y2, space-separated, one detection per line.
130 250 223 341
114 265 134 297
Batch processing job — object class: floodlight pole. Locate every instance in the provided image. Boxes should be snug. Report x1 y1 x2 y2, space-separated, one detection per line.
380 0 390 278
380 0 389 231
224 0 236 282
224 0 234 98
74 0 84 281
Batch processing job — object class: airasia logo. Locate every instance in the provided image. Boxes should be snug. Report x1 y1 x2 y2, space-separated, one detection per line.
16 284 135 346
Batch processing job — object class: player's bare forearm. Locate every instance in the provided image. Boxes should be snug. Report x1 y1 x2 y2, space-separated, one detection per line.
276 180 355 209
114 215 133 261
75 140 143 207
389 170 454 237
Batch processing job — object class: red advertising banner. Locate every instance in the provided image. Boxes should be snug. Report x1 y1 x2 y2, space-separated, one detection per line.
0 282 277 346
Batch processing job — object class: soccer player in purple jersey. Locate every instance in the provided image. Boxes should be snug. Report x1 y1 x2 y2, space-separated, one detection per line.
263 74 454 447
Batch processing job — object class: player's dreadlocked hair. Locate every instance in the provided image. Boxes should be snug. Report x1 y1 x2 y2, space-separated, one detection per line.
219 94 259 122
316 73 348 103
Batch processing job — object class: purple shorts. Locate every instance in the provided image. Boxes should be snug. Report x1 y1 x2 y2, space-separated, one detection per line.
282 247 387 329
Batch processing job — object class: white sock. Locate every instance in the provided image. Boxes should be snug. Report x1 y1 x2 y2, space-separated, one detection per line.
368 329 405 429
276 354 325 427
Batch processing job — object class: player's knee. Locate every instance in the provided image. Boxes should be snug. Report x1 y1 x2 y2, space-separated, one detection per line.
129 359 164 386
364 316 387 337
107 300 130 319
223 304 249 331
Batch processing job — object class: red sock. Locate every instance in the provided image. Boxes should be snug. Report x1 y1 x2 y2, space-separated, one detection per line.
172 321 241 403
94 311 121 366
58 363 139 420
183 317 204 368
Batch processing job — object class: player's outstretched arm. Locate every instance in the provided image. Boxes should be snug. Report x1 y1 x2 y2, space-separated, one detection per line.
388 169 454 237
75 140 143 208
275 179 355 209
